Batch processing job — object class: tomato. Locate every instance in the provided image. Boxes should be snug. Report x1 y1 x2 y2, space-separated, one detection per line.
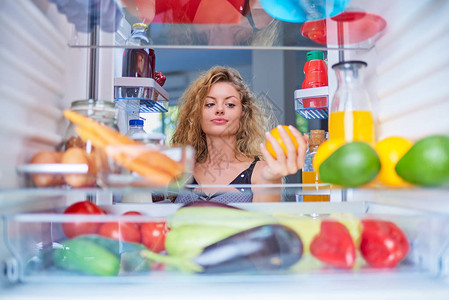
310 220 356 269
360 219 410 268
62 200 104 239
123 211 143 216
122 211 144 228
141 221 169 253
98 222 141 243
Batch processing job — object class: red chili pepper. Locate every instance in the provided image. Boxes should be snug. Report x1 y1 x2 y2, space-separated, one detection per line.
360 219 410 268
310 220 356 269
155 71 166 87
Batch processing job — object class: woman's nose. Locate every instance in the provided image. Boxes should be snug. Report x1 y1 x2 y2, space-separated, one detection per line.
215 105 224 115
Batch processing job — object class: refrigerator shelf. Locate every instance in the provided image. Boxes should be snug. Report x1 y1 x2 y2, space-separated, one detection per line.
113 77 169 113
294 87 329 119
16 164 88 174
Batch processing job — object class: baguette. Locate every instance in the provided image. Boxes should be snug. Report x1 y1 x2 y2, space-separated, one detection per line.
105 146 183 178
111 151 175 186
64 110 137 146
65 110 184 185
106 145 184 178
74 127 108 149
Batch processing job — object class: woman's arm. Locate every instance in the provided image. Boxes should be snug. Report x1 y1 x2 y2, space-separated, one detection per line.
252 125 308 202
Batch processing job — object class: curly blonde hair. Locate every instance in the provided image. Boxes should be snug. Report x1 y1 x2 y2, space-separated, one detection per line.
171 66 274 163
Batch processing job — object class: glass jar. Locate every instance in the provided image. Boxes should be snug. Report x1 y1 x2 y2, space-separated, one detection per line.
63 99 118 150
329 61 375 144
61 100 118 188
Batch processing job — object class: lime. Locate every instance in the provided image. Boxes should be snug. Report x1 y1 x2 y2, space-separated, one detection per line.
313 139 346 172
395 135 449 186
319 142 381 187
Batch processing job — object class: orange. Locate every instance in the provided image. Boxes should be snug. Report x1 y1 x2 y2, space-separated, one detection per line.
375 136 414 187
312 139 345 173
266 125 299 159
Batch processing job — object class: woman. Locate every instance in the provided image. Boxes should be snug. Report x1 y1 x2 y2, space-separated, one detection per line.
172 66 308 203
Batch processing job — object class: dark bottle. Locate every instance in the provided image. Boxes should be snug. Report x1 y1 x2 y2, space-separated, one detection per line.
122 23 156 98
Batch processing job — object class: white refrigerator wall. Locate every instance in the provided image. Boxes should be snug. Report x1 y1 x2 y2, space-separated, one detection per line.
0 0 91 189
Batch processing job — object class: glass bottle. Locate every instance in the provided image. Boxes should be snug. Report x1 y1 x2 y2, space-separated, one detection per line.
126 119 146 138
329 61 375 144
302 130 329 202
126 119 165 145
122 23 156 98
122 119 154 203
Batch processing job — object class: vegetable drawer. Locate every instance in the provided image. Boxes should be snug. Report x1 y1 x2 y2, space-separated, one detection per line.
3 201 449 284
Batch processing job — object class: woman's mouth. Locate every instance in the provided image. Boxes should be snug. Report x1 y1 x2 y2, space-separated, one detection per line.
211 118 228 124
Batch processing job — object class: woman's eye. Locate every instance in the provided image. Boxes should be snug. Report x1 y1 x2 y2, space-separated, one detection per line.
205 103 214 107
226 103 236 108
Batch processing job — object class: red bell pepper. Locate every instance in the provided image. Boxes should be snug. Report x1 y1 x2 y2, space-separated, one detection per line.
310 220 356 269
360 219 410 268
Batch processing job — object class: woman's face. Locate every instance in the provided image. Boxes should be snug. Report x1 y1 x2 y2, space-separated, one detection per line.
200 82 243 138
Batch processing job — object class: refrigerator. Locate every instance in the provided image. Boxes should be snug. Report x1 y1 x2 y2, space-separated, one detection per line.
1 0 449 299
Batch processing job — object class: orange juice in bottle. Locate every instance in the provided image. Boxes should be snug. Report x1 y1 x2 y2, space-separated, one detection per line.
302 130 329 202
329 61 375 144
329 110 375 144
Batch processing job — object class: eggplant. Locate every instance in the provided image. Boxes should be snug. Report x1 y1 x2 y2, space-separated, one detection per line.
193 224 303 274
181 199 241 209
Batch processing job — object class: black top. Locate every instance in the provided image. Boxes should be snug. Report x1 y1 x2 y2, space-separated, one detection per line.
175 157 260 204
191 157 259 185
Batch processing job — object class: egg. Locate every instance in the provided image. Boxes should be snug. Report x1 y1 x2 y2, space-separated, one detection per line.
30 151 64 187
61 148 97 188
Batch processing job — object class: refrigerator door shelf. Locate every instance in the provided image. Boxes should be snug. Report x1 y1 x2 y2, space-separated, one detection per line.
294 87 329 119
114 77 169 113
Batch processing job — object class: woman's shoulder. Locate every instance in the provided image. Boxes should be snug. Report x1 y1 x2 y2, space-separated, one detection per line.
251 159 268 184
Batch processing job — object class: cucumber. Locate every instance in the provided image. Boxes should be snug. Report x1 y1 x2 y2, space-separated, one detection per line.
53 238 120 276
73 235 149 273
75 234 146 256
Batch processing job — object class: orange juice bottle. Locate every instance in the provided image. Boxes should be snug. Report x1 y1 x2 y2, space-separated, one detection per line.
302 130 329 202
329 61 375 144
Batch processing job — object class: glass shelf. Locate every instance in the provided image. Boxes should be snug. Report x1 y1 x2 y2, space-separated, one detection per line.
294 87 329 119
114 77 169 113
63 0 386 51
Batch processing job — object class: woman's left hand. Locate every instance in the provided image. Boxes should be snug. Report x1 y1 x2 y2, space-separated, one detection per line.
259 125 308 182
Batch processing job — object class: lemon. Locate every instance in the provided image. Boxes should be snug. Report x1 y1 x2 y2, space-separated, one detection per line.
312 139 345 173
266 125 299 159
375 136 414 187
